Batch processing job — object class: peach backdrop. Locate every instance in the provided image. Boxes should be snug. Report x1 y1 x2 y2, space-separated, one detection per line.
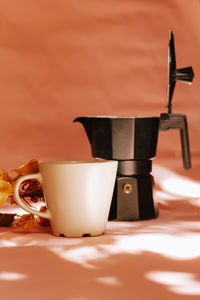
0 0 199 176
1 2 200 300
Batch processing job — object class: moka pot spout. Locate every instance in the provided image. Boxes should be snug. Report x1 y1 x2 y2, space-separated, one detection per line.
73 117 94 146
73 116 113 159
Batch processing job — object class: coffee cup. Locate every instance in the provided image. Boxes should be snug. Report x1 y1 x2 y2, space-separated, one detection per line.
13 160 118 237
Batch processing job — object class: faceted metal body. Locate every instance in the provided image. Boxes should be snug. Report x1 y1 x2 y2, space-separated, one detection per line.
74 117 159 160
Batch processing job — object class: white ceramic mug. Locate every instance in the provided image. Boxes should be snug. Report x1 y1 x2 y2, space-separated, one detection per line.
13 160 118 237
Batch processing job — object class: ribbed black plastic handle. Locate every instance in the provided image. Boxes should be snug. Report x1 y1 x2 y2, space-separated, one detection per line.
159 113 191 169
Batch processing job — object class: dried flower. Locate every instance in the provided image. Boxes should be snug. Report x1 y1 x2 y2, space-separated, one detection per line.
0 179 13 206
14 214 35 230
0 168 12 182
36 206 50 227
0 159 50 230
19 179 44 203
13 158 39 179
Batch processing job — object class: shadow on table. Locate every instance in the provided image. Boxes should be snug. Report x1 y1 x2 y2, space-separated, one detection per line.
1 164 200 299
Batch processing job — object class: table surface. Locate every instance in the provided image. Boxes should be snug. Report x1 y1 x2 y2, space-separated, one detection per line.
1 163 200 300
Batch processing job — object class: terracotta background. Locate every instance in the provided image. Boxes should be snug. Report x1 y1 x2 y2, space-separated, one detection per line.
1 2 200 299
0 0 199 178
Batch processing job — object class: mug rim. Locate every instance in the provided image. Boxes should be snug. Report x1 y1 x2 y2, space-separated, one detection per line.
39 159 118 166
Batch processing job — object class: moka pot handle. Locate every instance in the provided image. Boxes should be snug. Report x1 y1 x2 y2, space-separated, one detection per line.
159 113 191 169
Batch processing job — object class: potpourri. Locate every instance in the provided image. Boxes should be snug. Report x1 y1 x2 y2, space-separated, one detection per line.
0 159 49 229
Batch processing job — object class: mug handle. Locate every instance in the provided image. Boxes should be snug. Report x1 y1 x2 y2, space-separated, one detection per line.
13 173 51 219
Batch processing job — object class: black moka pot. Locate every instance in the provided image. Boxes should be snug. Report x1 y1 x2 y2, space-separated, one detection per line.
74 30 194 221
